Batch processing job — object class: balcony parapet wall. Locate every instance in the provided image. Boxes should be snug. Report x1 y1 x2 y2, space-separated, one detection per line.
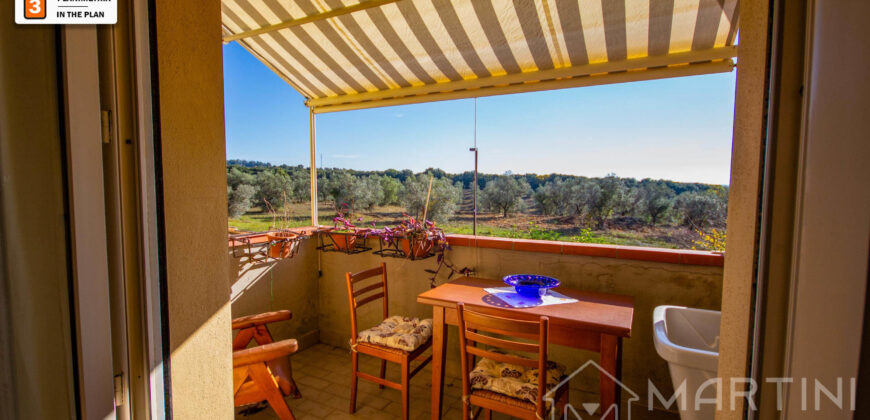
230 230 724 267
229 229 723 415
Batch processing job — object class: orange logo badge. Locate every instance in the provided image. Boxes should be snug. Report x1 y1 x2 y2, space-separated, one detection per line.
24 0 46 19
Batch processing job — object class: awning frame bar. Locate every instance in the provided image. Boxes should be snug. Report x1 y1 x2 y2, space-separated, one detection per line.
309 108 318 226
222 0 403 43
311 59 735 114
307 46 737 110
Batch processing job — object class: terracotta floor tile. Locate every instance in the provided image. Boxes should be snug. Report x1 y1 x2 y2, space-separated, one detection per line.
236 343 679 420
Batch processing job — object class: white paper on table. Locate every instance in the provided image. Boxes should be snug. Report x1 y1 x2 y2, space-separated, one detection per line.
483 287 578 308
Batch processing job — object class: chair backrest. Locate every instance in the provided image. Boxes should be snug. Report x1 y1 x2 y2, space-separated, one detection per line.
456 303 549 415
345 262 389 344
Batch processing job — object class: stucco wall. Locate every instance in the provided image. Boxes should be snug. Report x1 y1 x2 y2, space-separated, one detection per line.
316 237 723 413
229 238 321 349
716 0 769 418
154 0 234 417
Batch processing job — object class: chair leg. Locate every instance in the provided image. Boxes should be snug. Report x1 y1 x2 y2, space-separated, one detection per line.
483 408 492 420
379 359 387 389
264 394 295 420
401 358 410 420
462 398 471 420
349 351 359 414
249 364 296 420
559 388 570 419
287 359 302 398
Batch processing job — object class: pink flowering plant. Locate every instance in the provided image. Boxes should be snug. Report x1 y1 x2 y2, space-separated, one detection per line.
374 214 471 287
331 204 371 235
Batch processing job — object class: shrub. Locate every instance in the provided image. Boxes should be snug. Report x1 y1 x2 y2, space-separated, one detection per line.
692 228 726 251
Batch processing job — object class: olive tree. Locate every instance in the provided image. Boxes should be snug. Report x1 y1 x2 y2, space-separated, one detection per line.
287 169 310 202
559 174 622 227
355 176 384 211
640 182 675 225
400 174 461 223
255 169 293 208
480 176 531 217
227 166 255 189
322 171 382 213
612 184 640 217
228 184 257 218
676 191 727 229
378 176 402 206
534 178 567 215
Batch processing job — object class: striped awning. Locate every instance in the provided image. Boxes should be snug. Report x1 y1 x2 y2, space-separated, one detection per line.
221 0 738 113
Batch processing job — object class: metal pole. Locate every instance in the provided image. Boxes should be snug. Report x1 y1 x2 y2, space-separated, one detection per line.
473 148 478 235
471 97 478 236
309 108 318 226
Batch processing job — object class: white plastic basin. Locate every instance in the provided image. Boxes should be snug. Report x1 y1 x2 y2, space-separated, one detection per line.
653 305 721 420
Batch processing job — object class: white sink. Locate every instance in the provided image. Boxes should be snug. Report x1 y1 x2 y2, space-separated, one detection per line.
653 305 721 420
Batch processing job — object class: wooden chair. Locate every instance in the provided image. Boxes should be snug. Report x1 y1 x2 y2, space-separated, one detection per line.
346 262 433 420
457 303 569 420
232 310 302 420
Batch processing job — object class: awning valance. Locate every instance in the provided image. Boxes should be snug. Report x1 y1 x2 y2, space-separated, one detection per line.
221 0 738 113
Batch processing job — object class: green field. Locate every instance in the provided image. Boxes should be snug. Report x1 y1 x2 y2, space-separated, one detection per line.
229 202 697 249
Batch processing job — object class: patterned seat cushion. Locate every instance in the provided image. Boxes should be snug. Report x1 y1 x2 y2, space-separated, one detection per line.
356 316 433 351
469 356 567 406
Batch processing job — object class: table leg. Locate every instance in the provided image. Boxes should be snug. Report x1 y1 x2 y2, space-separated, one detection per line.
431 306 447 420
617 337 623 410
600 334 620 420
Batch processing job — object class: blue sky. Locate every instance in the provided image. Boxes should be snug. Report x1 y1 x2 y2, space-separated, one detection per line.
223 42 736 185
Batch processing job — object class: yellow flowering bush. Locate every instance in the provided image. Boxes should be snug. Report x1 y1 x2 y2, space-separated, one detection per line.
692 228 726 251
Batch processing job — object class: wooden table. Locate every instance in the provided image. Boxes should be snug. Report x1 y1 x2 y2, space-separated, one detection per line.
417 276 634 420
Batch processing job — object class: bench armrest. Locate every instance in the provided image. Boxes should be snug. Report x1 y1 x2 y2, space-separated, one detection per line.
233 339 298 367
232 310 292 330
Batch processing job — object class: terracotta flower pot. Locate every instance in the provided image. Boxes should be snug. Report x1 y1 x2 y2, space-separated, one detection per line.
266 231 298 259
400 236 435 258
329 231 358 251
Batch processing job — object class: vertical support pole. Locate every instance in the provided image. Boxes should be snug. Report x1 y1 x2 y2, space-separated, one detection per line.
472 98 478 236
309 108 318 226
472 148 478 236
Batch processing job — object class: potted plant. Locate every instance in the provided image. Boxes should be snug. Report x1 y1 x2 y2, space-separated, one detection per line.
392 216 444 259
263 194 303 259
327 207 371 252
375 215 471 287
266 230 300 258
329 216 359 251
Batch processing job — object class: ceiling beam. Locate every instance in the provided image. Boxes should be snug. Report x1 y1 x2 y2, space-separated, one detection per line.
223 0 403 43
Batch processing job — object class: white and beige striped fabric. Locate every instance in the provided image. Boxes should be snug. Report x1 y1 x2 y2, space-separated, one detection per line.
222 0 739 113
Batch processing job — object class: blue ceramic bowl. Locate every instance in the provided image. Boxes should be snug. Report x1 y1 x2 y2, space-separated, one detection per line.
502 274 560 298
